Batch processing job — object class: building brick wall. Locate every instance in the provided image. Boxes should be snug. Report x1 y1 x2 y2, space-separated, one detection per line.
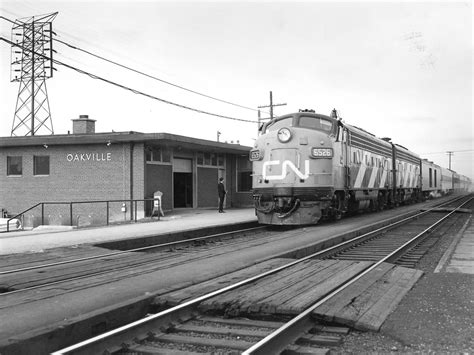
0 142 146 224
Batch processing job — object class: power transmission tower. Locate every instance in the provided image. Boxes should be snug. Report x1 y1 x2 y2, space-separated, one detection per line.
10 12 57 136
258 91 286 129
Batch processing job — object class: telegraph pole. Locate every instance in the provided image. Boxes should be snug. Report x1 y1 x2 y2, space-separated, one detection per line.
258 91 287 120
446 151 454 170
257 91 286 134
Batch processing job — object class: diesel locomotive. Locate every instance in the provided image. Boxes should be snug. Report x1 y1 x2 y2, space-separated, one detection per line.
250 109 471 225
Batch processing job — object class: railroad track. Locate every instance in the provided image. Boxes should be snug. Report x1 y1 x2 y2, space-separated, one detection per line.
319 195 473 267
0 225 266 295
51 194 472 355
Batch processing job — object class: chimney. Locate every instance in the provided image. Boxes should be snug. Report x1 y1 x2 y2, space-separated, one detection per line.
72 115 96 134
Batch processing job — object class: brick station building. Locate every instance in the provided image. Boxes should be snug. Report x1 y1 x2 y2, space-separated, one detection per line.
0 116 253 227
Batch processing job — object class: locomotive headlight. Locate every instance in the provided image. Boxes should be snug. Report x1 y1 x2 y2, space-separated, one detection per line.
311 147 333 158
277 128 292 143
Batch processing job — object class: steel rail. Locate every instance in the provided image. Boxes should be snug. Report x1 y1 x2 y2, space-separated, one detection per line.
0 225 264 276
242 195 473 354
4 195 465 276
51 195 471 354
0 226 265 296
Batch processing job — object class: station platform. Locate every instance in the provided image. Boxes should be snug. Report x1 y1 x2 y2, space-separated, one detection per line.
0 208 257 255
435 216 474 274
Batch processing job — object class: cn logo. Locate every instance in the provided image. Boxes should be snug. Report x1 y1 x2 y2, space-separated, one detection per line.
262 160 310 180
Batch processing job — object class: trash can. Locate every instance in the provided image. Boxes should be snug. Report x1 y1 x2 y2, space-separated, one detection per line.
152 191 164 218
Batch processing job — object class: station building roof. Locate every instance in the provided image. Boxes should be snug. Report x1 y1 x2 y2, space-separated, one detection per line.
0 131 252 155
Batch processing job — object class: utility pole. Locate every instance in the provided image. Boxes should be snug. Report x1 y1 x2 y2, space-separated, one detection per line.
446 151 454 170
258 91 287 119
10 12 57 136
257 91 286 134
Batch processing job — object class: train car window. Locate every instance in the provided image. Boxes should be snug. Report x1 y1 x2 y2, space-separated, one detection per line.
265 117 293 133
298 116 333 132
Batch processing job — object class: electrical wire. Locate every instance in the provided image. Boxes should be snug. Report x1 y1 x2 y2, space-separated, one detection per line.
1 14 268 118
53 37 262 114
421 149 473 155
0 36 258 124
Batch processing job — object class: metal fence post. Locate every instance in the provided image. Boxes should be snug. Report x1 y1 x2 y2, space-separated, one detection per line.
70 203 73 226
106 201 109 225
134 200 137 221
41 203 44 226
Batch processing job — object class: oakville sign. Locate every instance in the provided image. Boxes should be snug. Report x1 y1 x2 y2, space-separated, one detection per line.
66 152 112 162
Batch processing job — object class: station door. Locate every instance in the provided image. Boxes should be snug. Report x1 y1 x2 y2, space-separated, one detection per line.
173 158 193 208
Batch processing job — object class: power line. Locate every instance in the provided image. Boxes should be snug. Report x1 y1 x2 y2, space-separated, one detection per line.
53 37 262 113
1 36 258 124
421 149 473 155
2 14 271 117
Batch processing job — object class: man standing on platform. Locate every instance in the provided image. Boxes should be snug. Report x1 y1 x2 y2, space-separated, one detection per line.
218 177 226 213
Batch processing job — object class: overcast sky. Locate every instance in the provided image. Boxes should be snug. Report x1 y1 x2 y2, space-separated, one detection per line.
0 1 472 178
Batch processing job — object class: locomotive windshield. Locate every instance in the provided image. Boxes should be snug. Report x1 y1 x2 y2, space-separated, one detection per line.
265 117 293 132
298 115 334 133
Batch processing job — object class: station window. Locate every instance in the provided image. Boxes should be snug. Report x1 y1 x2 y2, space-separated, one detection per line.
197 152 224 167
197 153 204 165
146 146 171 163
7 156 22 176
161 149 171 163
152 147 161 162
204 153 211 166
34 155 50 175
237 156 252 192
145 149 152 161
217 154 224 166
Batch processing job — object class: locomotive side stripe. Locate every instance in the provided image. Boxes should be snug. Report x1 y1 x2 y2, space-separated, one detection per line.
354 164 366 188
380 168 387 188
409 166 413 187
368 166 378 188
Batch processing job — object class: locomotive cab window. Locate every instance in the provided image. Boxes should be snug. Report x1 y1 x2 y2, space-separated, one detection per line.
265 117 293 133
298 116 334 133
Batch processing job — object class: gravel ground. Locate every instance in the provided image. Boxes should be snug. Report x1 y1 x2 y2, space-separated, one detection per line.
328 214 473 354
